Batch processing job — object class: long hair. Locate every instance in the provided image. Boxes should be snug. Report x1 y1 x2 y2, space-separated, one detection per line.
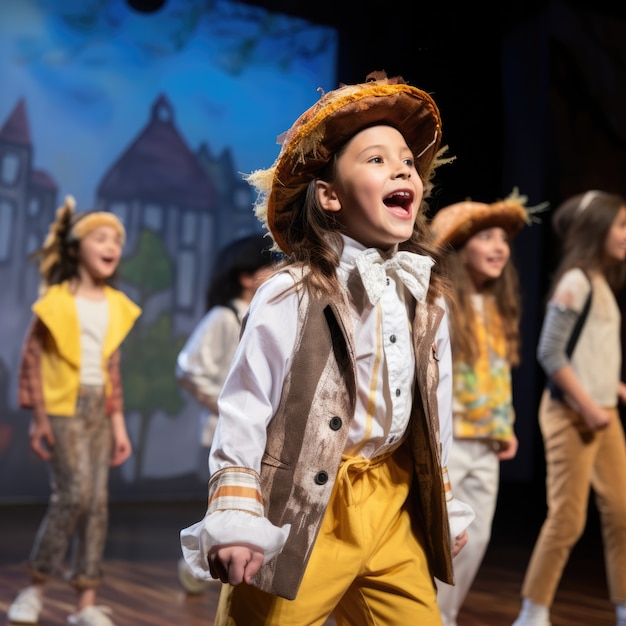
205 232 275 311
276 147 451 304
442 243 522 367
549 190 626 295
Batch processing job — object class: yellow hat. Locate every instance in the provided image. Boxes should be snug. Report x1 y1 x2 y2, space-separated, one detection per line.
37 195 126 289
431 195 530 248
246 71 444 253
68 210 126 245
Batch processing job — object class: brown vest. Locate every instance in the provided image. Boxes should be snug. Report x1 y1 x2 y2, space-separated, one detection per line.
251 286 453 599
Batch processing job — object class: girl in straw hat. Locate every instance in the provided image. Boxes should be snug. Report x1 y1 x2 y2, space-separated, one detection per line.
512 190 626 626
8 196 141 626
180 71 474 625
429 192 532 626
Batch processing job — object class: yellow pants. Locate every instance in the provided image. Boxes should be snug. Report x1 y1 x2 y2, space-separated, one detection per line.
217 444 442 626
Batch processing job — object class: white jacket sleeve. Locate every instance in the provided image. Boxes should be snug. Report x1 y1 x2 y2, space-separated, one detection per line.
436 300 475 541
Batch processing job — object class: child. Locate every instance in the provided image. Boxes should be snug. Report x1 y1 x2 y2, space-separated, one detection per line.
8 196 141 626
430 194 530 626
512 190 626 626
175 232 275 594
180 70 474 625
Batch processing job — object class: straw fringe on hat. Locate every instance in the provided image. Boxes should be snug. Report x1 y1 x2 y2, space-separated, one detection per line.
431 188 545 248
246 71 446 254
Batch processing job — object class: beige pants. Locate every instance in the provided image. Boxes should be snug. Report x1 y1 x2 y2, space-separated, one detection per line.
521 390 626 606
216 444 442 626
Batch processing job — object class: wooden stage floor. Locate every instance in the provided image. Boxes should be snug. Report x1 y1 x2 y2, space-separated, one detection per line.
0 483 615 626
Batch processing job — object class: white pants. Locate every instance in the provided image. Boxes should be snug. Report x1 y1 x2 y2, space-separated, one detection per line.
436 439 500 626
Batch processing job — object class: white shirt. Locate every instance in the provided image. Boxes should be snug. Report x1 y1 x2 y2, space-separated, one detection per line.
75 296 108 386
176 299 246 412
182 236 471 573
211 236 453 471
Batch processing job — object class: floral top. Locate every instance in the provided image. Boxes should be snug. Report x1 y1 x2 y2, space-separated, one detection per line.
452 294 514 443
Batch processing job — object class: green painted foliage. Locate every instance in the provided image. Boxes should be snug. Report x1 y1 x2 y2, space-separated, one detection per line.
120 230 172 297
121 315 185 416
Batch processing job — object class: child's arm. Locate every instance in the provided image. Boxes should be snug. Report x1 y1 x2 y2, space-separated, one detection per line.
550 365 611 430
109 410 132 466
176 309 239 414
19 318 54 460
180 274 296 582
107 349 132 466
538 288 611 431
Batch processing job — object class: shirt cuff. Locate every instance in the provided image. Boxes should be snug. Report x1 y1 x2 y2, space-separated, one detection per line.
207 467 265 517
180 510 291 580
442 464 476 541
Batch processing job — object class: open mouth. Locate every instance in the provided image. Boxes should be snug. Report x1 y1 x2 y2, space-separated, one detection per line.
383 190 413 213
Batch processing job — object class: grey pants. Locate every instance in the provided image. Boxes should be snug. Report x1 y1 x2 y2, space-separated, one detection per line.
29 385 112 590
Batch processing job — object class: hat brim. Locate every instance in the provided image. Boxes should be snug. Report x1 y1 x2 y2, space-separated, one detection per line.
432 200 528 248
267 81 442 253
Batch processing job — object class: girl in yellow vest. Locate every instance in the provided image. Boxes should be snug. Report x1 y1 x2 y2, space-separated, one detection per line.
8 196 141 626
430 194 533 626
180 71 474 626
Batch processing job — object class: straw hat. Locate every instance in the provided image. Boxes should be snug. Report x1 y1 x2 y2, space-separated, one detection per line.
431 196 530 248
246 71 444 253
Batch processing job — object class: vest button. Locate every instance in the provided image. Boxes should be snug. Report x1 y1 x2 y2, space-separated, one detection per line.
395 388 401 397
315 471 329 485
329 416 342 431
390 334 396 343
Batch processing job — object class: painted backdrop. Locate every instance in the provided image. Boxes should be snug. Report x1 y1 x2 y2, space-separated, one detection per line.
0 0 337 502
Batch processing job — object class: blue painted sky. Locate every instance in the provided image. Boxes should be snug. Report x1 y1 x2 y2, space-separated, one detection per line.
0 0 337 208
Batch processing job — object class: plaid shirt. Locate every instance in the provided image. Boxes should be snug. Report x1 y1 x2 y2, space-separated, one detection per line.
18 316 124 420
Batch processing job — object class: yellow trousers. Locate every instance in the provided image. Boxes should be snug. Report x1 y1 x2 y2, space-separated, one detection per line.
217 444 442 626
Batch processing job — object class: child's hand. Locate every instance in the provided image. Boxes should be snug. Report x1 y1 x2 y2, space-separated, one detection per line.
497 433 518 461
618 382 626 405
29 418 55 461
111 433 132 467
109 411 132 466
451 530 468 558
580 403 611 431
208 543 265 585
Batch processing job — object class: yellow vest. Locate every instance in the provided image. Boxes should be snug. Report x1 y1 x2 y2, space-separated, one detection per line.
32 282 141 416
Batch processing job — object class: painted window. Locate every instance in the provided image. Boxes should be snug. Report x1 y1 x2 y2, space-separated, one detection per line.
176 250 195 308
181 211 196 246
0 200 14 260
144 203 163 231
1 152 20 186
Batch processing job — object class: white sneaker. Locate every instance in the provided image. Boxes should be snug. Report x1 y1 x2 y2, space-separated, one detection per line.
177 557 216 594
67 606 114 626
7 587 42 624
512 599 551 626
